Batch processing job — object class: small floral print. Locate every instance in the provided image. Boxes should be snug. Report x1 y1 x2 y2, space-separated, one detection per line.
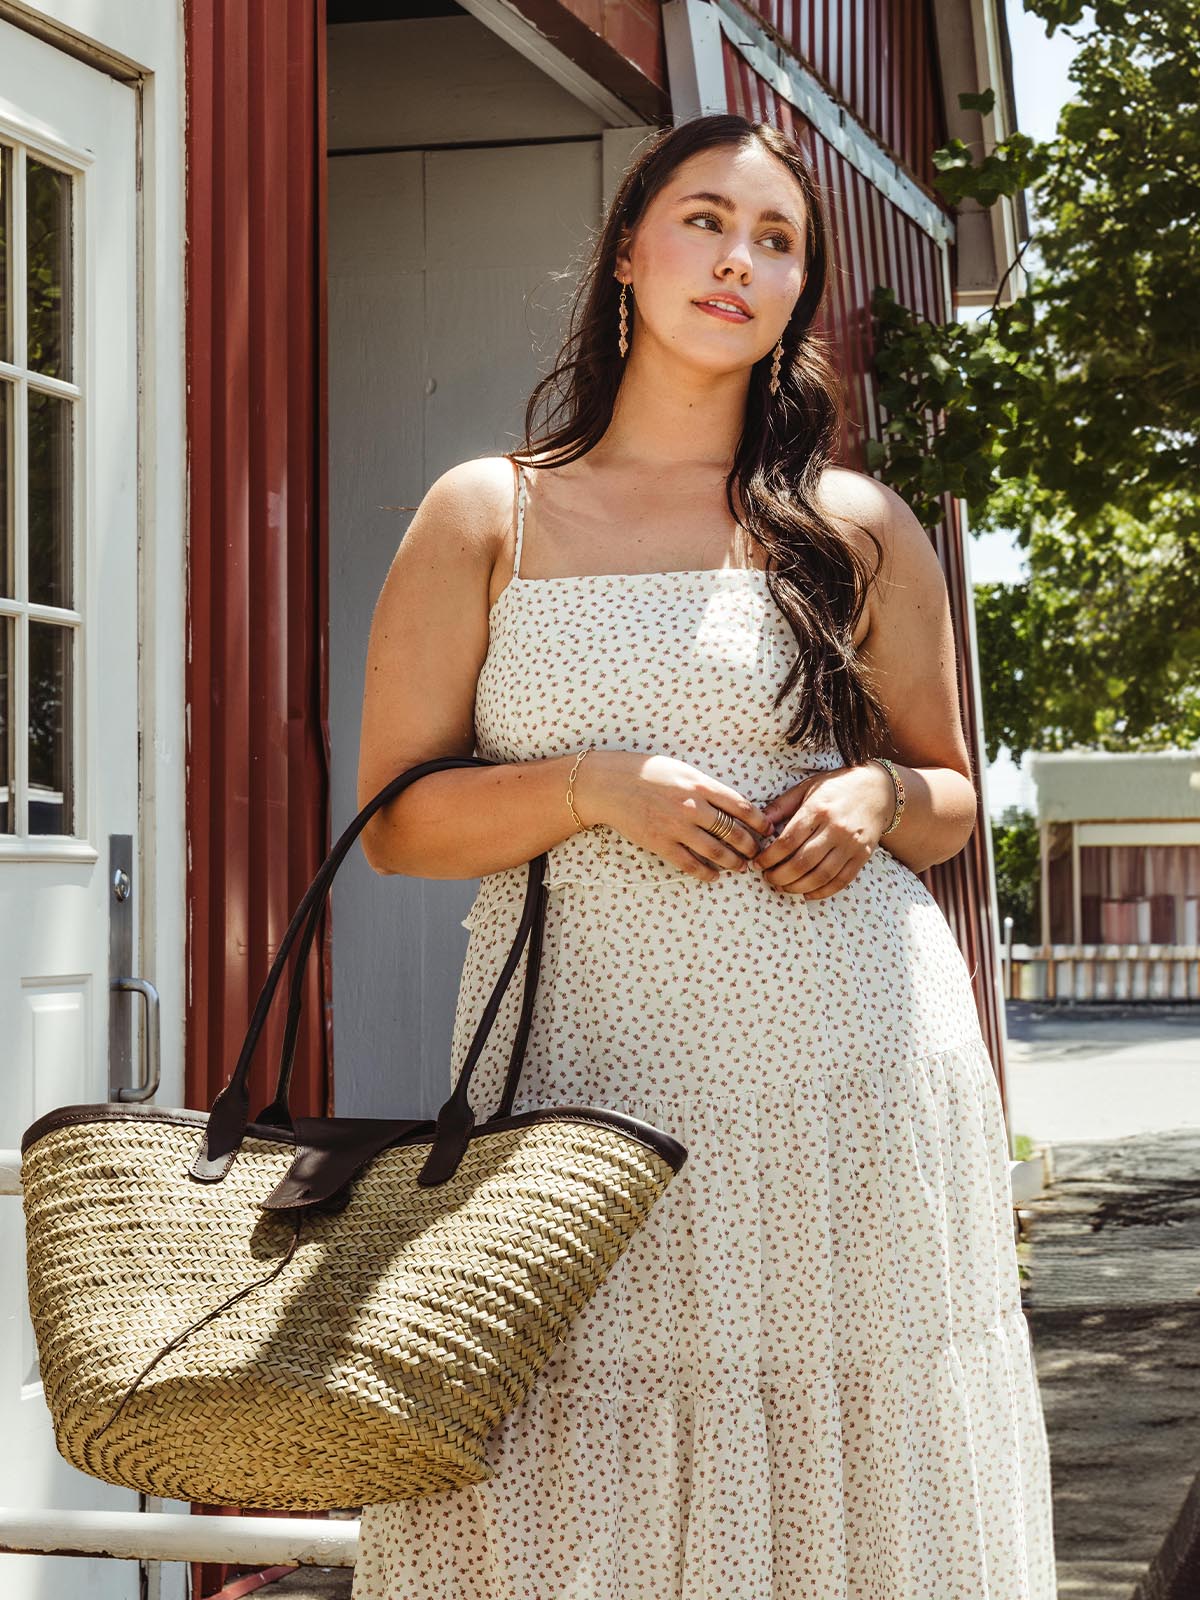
351 466 1057 1600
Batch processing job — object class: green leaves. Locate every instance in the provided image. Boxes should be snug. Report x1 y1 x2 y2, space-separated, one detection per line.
971 501 1200 762
933 128 1049 207
869 0 1200 759
990 808 1041 944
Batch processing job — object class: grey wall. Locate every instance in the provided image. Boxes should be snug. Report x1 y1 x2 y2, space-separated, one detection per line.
327 16 645 1117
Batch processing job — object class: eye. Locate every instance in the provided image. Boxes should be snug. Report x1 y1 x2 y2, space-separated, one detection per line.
684 211 794 252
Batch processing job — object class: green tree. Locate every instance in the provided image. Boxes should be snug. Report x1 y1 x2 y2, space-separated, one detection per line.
989 806 1040 945
869 0 1200 761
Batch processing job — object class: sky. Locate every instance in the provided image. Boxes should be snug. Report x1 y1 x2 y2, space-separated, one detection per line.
970 2 1089 818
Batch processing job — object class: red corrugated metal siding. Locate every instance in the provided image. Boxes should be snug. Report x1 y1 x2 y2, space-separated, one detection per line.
735 0 946 191
725 39 1009 1107
183 0 331 1576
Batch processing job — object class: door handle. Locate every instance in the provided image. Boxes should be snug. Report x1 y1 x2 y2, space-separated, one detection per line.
108 835 161 1103
112 977 161 1102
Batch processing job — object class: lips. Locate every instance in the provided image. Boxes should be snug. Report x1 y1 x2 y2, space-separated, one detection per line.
693 296 754 322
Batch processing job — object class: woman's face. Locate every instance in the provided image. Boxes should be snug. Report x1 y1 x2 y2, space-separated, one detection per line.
615 141 810 380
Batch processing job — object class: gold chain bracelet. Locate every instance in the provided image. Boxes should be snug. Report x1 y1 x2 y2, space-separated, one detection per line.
868 757 906 836
566 747 609 861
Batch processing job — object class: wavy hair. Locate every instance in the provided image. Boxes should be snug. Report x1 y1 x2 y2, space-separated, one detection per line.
508 112 890 765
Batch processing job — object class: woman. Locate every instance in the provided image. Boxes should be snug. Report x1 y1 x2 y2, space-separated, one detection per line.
352 113 1057 1600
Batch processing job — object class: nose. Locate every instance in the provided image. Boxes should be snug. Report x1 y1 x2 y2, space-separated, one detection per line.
715 236 753 280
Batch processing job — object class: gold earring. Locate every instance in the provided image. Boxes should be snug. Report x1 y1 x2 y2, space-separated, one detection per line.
768 338 784 396
618 282 630 358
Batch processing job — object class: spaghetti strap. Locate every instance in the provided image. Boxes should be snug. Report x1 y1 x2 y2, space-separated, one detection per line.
507 455 527 581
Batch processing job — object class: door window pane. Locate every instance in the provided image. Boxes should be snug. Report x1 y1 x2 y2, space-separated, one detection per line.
26 158 73 382
0 143 10 363
27 388 73 608
0 617 11 835
0 143 82 842
0 379 10 599
28 620 74 835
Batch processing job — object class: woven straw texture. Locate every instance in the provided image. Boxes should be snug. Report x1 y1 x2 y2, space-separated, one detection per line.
21 1111 679 1509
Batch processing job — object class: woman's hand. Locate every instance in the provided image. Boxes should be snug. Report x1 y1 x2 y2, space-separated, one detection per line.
750 763 896 900
572 751 777 882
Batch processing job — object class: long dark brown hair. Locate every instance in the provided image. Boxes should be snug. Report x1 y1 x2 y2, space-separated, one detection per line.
509 112 890 766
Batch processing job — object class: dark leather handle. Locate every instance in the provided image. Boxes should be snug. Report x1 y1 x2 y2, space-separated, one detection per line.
190 754 551 1187
253 817 547 1141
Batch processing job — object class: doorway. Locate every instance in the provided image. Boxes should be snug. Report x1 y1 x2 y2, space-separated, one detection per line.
326 5 648 1118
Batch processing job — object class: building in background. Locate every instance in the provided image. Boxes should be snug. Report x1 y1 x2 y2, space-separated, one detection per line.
999 750 1200 1004
1036 750 1200 947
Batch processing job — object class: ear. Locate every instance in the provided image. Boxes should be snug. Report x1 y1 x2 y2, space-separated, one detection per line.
614 227 634 283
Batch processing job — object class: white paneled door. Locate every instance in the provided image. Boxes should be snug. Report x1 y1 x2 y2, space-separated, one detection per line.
0 20 142 1600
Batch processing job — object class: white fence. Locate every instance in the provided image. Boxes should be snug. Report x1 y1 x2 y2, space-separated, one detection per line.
1003 942 1200 1003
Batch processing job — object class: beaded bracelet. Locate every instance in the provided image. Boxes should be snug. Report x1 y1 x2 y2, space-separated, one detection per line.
869 757 906 836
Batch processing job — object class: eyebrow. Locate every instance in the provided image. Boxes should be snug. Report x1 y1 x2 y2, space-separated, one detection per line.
674 190 803 231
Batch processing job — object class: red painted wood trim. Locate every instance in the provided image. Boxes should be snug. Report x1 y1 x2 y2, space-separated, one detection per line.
184 0 331 1580
731 0 947 191
500 0 670 117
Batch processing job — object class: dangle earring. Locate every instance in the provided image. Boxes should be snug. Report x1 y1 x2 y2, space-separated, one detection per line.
618 282 630 358
768 337 784 396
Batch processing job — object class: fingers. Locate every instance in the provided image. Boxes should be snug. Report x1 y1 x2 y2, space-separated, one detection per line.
686 845 725 879
701 786 774 844
669 825 758 882
803 866 861 901
799 839 873 894
668 842 724 881
663 788 775 882
764 845 843 894
755 842 864 897
704 796 774 858
671 825 754 880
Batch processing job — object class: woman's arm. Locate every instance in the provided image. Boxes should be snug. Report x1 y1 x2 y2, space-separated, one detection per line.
359 455 775 881
357 456 609 879
851 478 979 875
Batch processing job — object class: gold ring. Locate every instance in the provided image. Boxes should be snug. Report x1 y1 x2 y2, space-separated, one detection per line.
705 807 736 841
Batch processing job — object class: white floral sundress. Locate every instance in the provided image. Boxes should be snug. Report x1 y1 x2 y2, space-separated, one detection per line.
350 459 1058 1600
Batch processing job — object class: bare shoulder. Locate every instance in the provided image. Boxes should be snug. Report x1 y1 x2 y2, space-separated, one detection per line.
407 453 517 566
357 455 519 827
812 463 892 527
812 468 970 783
813 464 940 589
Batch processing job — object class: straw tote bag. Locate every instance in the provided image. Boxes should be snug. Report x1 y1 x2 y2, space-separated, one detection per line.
19 753 689 1511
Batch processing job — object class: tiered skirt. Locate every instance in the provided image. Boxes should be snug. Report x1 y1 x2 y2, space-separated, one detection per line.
351 838 1057 1600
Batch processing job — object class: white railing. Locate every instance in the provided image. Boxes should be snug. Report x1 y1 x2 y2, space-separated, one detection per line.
0 1148 21 1193
1002 941 1200 1003
0 1507 357 1565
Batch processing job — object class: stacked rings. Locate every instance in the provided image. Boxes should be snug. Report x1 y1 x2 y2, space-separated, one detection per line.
705 808 736 841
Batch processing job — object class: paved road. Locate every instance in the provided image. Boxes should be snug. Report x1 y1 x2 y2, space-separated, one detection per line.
1003 1001 1199 1146
1005 1002 1200 1599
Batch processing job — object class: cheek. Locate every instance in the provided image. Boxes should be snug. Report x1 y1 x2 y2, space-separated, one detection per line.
632 230 697 310
763 259 806 315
